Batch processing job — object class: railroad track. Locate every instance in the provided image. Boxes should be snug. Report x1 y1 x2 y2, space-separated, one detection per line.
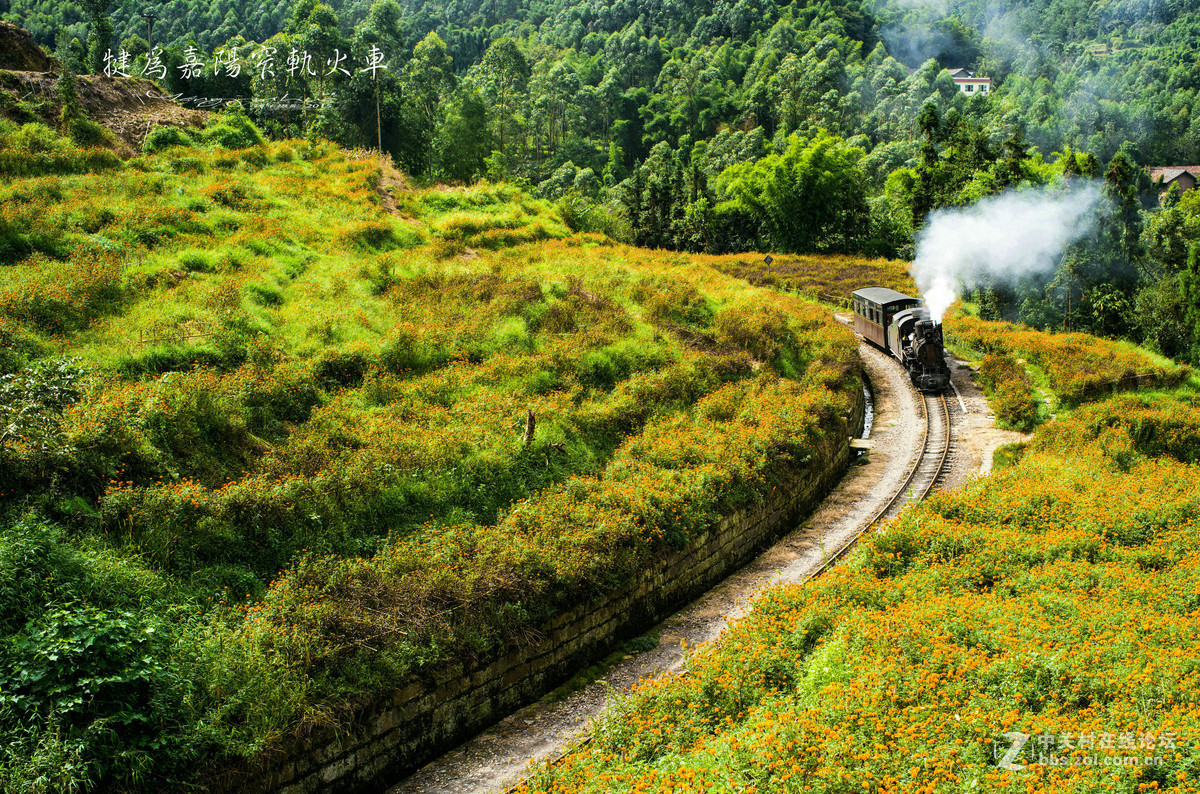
799 388 952 584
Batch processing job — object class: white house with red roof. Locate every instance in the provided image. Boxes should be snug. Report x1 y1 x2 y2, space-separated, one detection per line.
948 67 991 96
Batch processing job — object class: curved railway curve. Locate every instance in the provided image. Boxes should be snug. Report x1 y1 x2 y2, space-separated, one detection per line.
391 337 969 794
798 390 952 586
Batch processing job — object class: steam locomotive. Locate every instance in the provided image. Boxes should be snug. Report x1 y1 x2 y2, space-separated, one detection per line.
851 287 950 392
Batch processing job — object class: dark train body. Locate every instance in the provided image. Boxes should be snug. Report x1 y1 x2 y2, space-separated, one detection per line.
851 287 950 392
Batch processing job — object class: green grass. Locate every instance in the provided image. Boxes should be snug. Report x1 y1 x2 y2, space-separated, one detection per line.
991 441 1028 470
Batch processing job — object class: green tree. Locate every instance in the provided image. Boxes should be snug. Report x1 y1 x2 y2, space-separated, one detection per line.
437 89 494 182
296 3 349 124
406 31 455 175
478 38 530 161
911 100 941 223
715 129 871 253
1182 242 1200 364
1103 145 1147 265
82 0 113 75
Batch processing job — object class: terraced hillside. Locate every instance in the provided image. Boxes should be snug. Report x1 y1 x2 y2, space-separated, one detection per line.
0 115 863 790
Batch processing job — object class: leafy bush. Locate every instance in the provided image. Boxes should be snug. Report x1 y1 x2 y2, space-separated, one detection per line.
0 516 200 793
632 276 714 329
0 358 86 492
1035 393 1200 464
713 302 806 376
1 123 65 153
0 147 121 178
0 122 120 176
335 220 418 251
64 115 111 148
975 353 1040 431
196 112 265 150
0 215 32 265
142 126 194 152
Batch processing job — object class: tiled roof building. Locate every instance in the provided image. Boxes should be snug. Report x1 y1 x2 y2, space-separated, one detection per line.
948 67 991 95
1147 166 1200 202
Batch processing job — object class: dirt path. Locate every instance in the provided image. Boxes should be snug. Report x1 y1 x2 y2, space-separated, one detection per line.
942 352 1031 484
391 340 1016 794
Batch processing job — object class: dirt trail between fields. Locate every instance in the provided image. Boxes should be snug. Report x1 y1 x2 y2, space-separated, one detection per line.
390 330 1022 794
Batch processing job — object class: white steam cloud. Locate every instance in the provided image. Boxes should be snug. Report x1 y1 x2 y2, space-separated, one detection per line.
910 185 1104 323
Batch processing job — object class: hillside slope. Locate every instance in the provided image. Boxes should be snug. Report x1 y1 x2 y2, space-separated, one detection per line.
0 24 207 154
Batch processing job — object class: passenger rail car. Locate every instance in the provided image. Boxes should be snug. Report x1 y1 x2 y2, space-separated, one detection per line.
851 287 950 392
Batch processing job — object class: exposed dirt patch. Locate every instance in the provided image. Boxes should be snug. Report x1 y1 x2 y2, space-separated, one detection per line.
0 70 207 153
0 22 56 72
374 156 411 214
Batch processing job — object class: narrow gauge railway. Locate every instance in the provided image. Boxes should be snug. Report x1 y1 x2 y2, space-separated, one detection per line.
490 318 957 794
801 288 957 582
799 388 953 585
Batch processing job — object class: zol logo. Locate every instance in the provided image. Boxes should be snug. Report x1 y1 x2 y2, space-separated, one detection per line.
995 731 1031 771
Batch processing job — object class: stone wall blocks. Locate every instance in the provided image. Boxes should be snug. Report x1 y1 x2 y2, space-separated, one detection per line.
318 754 355 785
213 422 857 794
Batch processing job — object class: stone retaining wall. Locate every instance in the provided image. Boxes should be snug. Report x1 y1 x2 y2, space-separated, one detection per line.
213 387 865 794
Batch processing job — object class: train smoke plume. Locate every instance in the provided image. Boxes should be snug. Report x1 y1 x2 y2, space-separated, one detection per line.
911 185 1103 323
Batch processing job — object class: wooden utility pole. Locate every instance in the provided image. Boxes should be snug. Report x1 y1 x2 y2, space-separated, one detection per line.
141 11 157 52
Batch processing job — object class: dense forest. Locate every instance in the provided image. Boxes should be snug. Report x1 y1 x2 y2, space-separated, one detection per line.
4 0 1200 361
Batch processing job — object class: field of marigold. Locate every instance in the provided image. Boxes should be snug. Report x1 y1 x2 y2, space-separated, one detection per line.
0 117 862 789
522 390 1200 793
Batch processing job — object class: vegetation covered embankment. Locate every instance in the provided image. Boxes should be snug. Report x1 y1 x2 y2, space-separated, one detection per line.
946 308 1192 409
0 120 861 790
704 252 915 304
520 383 1200 794
973 352 1042 432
